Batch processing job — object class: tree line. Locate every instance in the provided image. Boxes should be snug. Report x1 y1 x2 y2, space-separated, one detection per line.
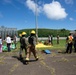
18 28 70 37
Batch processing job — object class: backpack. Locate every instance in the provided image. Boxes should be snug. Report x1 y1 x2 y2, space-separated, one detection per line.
21 37 27 46
28 36 34 45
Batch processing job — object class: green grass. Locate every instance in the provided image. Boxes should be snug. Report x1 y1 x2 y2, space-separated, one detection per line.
51 40 66 49
37 39 66 51
12 39 66 52
1 39 67 57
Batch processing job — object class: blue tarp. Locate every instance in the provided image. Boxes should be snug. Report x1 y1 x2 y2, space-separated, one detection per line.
44 49 51 54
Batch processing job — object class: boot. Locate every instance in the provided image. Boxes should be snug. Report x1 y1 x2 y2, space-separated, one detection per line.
19 54 23 59
35 56 39 61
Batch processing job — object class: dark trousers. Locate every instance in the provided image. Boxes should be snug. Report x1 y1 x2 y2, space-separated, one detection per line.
14 42 16 48
20 46 27 55
66 43 73 53
57 40 59 44
74 43 76 52
7 43 11 52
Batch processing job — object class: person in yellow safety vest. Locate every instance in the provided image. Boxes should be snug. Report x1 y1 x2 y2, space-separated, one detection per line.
19 32 28 59
65 33 73 53
25 30 39 61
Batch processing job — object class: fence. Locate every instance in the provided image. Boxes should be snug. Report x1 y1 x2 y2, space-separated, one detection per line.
0 26 18 40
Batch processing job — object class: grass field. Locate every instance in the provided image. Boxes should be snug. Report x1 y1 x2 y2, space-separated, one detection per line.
36 39 66 51
16 39 66 51
12 39 67 57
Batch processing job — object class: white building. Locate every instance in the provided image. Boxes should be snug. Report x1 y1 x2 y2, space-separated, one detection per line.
0 26 18 40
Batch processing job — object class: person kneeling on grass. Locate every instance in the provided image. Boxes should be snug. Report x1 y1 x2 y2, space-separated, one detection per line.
25 30 39 61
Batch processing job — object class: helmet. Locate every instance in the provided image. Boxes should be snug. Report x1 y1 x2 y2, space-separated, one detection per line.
22 32 26 35
31 30 35 34
19 34 22 37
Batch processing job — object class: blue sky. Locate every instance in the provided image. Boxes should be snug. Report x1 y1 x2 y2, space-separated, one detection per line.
0 0 76 30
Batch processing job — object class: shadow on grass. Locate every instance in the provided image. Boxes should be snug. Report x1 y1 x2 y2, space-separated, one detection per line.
57 51 66 54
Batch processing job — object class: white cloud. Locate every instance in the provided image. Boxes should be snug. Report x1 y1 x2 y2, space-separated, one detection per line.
26 0 67 20
26 0 42 14
69 18 74 21
65 0 73 4
43 1 68 20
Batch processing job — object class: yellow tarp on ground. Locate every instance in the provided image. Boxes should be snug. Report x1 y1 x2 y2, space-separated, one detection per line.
36 43 52 48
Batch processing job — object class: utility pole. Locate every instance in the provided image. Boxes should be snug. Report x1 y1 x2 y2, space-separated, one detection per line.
35 0 38 44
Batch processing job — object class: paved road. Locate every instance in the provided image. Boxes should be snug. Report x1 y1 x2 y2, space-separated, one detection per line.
0 50 76 75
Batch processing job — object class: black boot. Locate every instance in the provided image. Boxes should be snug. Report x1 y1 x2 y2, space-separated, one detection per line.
19 54 23 59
